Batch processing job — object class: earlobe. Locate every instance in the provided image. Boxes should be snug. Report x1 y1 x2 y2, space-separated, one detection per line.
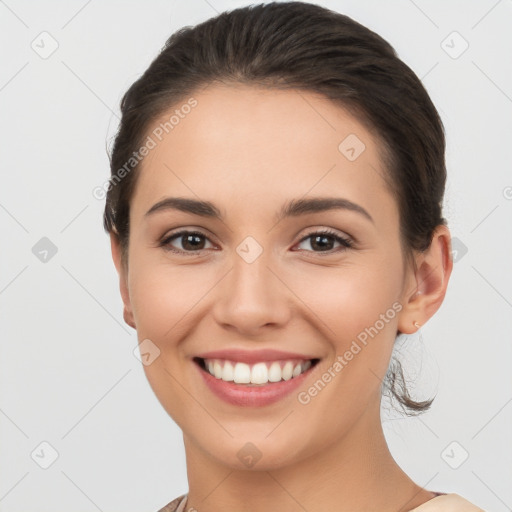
397 225 453 335
122 307 136 330
110 233 136 330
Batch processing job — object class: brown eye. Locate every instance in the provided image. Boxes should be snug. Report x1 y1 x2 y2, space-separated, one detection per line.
161 230 214 253
294 229 353 253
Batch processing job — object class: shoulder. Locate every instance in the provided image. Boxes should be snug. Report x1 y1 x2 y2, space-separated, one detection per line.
409 493 486 511
156 493 188 512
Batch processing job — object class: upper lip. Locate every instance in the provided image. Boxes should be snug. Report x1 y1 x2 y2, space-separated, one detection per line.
194 349 319 364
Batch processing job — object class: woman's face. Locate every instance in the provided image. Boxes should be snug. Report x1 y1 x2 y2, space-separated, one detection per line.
115 84 424 469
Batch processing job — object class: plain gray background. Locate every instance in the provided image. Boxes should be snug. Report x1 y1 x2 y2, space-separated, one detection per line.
1 0 511 511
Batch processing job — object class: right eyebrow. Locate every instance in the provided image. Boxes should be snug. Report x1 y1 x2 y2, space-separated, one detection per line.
145 197 224 220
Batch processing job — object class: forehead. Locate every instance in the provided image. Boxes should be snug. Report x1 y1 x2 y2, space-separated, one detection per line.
130 83 396 226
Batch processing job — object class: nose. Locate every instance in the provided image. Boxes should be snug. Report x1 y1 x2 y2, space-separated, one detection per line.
212 248 292 336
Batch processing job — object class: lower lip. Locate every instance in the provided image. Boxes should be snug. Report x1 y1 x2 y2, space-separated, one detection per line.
195 360 316 407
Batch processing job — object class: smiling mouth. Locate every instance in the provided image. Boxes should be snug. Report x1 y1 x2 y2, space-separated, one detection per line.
193 357 320 386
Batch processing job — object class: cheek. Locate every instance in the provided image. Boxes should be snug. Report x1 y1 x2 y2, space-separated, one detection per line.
291 257 402 340
128 256 214 342
287 257 403 389
127 258 206 416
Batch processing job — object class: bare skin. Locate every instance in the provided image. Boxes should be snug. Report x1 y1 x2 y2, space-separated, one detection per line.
110 83 453 512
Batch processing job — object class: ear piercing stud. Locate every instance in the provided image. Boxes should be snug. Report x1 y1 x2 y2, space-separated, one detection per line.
413 321 421 329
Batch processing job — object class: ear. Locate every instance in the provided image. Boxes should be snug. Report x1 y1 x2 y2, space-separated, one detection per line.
110 233 136 329
397 225 453 335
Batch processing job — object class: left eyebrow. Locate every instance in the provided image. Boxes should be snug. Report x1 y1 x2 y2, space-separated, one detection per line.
144 196 374 224
274 197 374 224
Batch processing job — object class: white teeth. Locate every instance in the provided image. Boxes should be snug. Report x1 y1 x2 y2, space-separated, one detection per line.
268 361 282 382
251 362 268 384
282 361 293 380
221 361 234 381
203 358 314 385
233 362 251 384
213 361 223 379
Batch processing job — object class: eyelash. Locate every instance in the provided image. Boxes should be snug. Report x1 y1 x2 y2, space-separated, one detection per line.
159 228 354 256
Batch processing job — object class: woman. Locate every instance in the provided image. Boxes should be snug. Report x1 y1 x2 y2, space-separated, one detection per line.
103 2 485 511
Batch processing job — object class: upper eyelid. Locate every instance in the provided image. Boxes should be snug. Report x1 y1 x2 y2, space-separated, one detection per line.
162 228 218 245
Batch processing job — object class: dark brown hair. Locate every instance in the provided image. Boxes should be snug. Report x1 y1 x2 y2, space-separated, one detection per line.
103 1 447 414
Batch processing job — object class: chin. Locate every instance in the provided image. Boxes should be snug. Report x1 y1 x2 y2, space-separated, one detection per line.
193 429 317 472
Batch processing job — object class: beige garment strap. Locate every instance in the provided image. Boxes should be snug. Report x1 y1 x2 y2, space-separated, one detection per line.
165 494 486 512
409 493 486 512
176 495 189 512
157 494 188 512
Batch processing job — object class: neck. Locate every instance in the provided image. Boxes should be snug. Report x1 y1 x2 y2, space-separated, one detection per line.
182 400 436 512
